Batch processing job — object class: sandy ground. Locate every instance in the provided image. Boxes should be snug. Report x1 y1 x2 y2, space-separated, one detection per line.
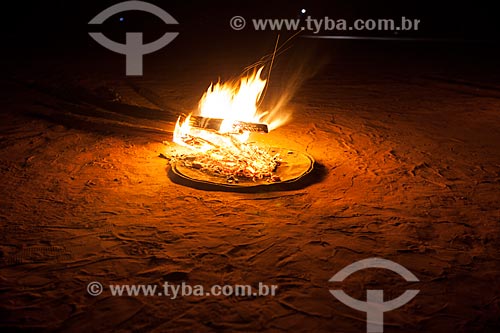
1 44 500 332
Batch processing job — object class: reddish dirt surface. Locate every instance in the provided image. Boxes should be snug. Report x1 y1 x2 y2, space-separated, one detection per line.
1 39 500 332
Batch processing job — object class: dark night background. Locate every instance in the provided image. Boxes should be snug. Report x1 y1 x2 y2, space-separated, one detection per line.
3 1 500 57
3 0 499 92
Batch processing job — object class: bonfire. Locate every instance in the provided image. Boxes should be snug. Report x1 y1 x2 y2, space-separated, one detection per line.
171 67 286 183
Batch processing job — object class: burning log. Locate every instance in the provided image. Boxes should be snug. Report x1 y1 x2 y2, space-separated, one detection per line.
188 115 268 134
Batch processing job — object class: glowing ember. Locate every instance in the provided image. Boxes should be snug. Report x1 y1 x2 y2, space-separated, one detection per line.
172 66 288 182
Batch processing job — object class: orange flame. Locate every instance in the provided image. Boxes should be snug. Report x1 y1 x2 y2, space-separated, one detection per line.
173 67 288 149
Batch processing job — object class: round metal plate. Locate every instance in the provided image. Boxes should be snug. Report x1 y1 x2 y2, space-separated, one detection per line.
168 147 315 192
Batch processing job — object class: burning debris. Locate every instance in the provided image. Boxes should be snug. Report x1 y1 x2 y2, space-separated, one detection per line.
170 66 288 183
171 135 281 182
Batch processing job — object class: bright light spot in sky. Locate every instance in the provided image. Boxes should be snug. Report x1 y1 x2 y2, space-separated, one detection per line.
119 17 124 22
301 9 306 14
